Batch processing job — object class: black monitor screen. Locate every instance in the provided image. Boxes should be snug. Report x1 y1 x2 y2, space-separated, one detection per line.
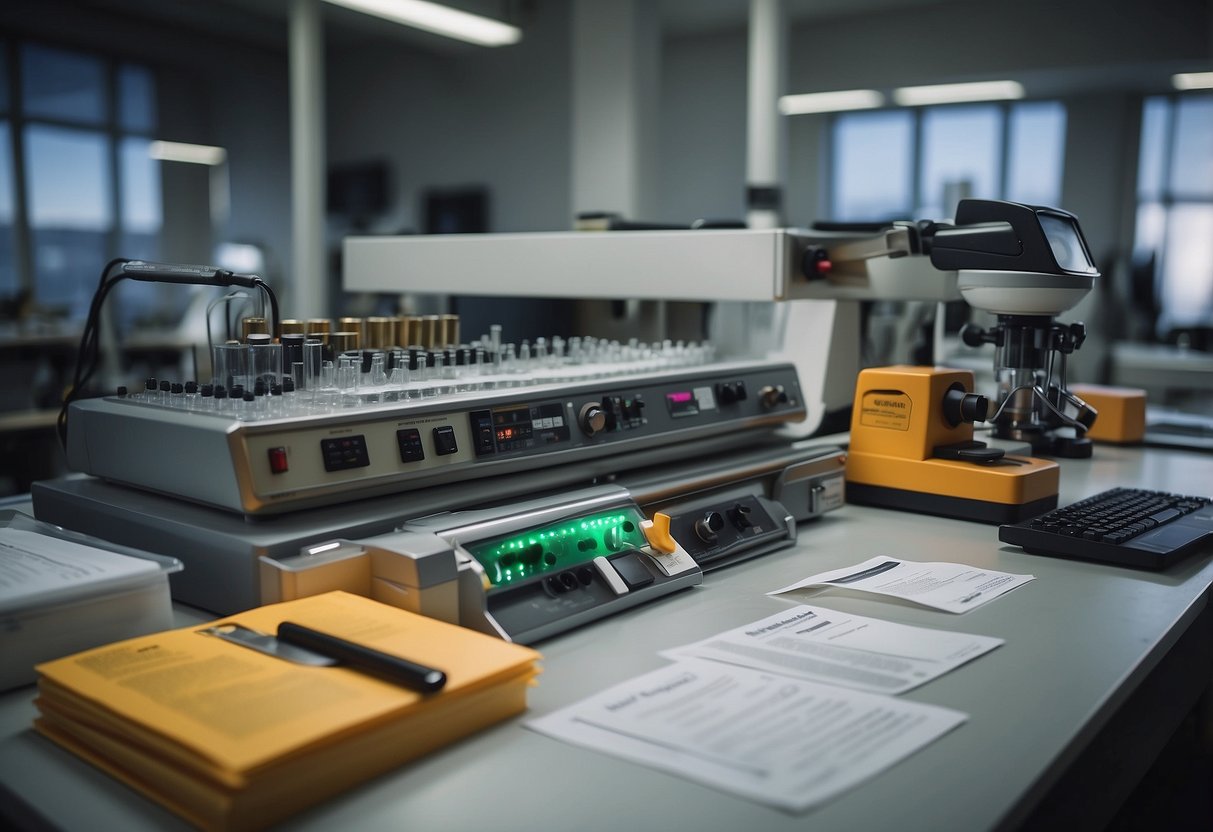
328 161 390 219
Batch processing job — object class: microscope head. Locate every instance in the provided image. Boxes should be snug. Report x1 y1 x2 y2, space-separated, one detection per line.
929 199 1099 317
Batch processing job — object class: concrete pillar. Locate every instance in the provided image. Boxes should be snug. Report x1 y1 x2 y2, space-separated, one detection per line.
746 0 786 229
570 0 660 223
289 0 326 319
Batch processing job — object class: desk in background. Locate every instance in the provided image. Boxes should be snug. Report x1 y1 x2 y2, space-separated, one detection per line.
1 443 1211 831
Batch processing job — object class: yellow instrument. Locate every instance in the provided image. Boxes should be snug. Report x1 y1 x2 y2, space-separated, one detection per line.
845 366 1059 523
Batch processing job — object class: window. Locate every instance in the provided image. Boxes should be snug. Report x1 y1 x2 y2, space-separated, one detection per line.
829 101 1066 221
1 41 161 324
1134 93 1213 339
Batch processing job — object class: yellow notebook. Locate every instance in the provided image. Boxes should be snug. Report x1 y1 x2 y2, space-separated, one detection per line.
33 591 542 831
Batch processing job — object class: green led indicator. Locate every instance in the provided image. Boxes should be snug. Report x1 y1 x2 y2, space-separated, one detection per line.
466 507 647 587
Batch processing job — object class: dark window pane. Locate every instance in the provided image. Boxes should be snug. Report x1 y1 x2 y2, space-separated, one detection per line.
1169 94 1213 199
832 110 913 221
26 125 111 316
1137 97 1169 201
0 121 15 297
118 64 156 132
919 105 1000 219
1006 102 1066 208
1158 204 1213 331
0 43 8 112
22 43 106 124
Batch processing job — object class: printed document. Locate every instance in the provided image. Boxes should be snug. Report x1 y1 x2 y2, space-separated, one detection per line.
0 528 157 609
528 658 967 813
661 605 1002 694
768 556 1033 613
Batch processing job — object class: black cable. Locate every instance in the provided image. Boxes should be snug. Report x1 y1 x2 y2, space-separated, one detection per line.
58 259 130 448
56 260 278 449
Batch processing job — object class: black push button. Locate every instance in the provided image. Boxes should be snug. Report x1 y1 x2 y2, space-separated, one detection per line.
320 435 370 472
396 428 425 463
433 425 459 456
608 552 654 589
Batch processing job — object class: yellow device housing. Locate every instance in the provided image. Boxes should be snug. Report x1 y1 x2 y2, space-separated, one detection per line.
845 366 1059 523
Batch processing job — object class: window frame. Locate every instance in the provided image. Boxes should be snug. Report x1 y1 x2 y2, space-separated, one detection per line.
825 99 1067 222
0 37 158 309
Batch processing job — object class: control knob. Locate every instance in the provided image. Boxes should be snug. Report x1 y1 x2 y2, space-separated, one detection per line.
694 511 725 543
579 402 607 436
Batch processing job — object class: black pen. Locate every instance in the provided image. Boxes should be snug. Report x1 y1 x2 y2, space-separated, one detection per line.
276 621 447 694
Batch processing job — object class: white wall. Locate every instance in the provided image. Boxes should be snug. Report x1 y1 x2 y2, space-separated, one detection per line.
325 0 572 236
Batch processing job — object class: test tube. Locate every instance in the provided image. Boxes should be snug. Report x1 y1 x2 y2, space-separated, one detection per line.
249 341 283 391
213 341 248 391
302 339 323 392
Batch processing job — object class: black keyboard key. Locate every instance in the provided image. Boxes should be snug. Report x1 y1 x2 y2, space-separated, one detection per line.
999 487 1213 570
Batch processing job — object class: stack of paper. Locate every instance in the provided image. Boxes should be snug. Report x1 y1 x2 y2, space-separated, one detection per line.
32 591 541 831
1 511 181 691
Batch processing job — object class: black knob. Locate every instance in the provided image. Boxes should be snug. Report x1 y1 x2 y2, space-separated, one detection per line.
716 382 738 405
731 503 754 529
694 511 725 542
579 402 607 436
960 323 989 348
942 384 989 426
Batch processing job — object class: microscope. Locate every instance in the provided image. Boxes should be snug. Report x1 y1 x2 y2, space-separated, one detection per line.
931 199 1101 458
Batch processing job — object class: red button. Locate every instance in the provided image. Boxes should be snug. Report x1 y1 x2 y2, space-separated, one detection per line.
268 447 289 474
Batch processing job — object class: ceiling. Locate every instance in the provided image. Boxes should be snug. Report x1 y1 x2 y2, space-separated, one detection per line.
59 0 962 54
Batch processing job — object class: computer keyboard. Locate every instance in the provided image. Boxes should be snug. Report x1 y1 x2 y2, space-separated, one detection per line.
999 487 1213 570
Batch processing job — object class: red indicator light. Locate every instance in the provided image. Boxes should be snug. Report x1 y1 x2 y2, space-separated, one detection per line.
667 391 693 403
267 447 289 474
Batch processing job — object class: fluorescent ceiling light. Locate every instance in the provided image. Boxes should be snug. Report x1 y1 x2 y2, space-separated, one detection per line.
1173 71 1213 90
893 80 1025 106
323 0 521 47
779 90 884 115
149 141 227 166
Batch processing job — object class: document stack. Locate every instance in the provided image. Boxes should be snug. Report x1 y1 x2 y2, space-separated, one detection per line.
32 591 542 831
0 510 181 691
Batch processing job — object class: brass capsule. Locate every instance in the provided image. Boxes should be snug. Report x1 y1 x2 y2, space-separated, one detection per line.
329 331 359 355
365 316 395 350
241 317 269 340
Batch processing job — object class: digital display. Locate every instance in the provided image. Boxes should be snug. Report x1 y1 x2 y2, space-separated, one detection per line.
490 402 569 452
1038 213 1095 273
666 390 699 418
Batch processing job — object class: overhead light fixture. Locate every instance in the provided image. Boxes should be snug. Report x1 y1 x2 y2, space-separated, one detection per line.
149 141 227 166
779 90 884 115
322 0 521 47
893 80 1025 106
1173 71 1213 90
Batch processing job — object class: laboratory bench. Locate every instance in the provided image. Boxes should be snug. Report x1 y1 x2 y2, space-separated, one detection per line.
1 441 1212 831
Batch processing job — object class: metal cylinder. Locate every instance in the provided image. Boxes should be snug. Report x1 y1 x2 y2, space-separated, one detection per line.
402 316 423 347
305 318 332 340
279 319 307 336
241 317 269 341
330 331 359 355
440 313 460 349
365 316 395 350
421 315 442 349
338 317 364 349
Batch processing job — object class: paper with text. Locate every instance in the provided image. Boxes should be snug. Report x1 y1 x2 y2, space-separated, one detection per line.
661 605 1002 694
0 528 158 609
528 658 966 813
768 557 1034 613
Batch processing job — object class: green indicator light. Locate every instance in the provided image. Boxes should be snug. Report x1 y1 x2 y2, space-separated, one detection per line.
468 506 649 587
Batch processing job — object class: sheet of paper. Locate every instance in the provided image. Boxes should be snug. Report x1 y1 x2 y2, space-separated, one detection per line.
660 605 1002 694
768 556 1034 613
0 528 158 609
528 658 966 813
